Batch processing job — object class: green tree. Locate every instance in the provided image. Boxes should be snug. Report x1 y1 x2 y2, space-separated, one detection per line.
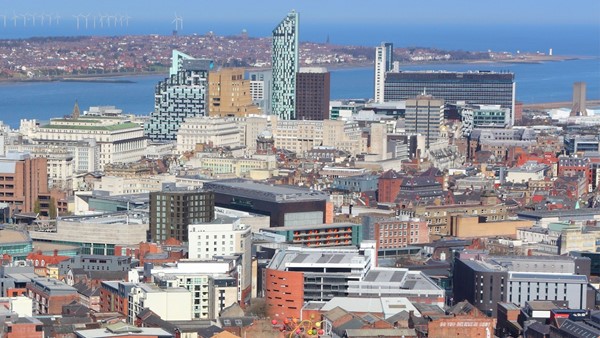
49 198 57 219
33 199 41 215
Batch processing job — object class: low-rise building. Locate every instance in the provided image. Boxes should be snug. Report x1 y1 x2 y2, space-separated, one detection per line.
128 283 193 323
26 278 78 315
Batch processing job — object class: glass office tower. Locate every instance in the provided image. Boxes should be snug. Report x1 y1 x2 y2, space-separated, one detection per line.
271 11 299 120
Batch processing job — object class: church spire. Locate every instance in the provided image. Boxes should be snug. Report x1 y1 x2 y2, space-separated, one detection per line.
72 100 80 119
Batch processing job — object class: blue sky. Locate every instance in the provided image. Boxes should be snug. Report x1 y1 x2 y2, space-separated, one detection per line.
1 0 599 25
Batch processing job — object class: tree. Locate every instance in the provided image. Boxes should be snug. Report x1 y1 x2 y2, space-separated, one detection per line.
49 198 57 219
245 298 268 318
33 199 41 215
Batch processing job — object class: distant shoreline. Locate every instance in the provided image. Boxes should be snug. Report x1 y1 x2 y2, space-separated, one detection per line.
0 54 593 84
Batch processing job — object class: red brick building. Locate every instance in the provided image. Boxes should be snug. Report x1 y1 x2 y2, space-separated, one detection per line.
4 317 44 338
374 218 429 250
377 169 403 203
99 280 136 315
264 269 304 319
0 153 49 216
26 278 78 315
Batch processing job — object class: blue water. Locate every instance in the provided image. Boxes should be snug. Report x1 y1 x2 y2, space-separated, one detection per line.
1 23 599 57
0 22 598 128
0 57 598 128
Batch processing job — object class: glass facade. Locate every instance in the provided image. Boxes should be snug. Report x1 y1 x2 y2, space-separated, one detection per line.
146 50 214 141
271 11 299 120
384 71 515 112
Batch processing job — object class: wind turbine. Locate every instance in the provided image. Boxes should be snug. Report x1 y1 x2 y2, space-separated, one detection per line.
55 14 61 25
93 15 96 29
83 14 89 29
172 13 183 31
124 15 131 27
12 13 18 27
30 13 36 26
73 14 81 30
21 13 28 27
46 14 52 26
0 15 6 28
99 14 105 28
39 13 45 26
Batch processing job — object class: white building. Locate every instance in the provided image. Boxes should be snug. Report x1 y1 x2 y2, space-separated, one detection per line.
506 162 549 184
188 217 252 304
151 259 243 319
23 116 146 171
128 283 192 323
374 42 393 103
176 117 241 154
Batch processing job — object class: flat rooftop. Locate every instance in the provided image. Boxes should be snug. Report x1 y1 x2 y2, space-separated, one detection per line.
204 179 329 202
267 247 365 271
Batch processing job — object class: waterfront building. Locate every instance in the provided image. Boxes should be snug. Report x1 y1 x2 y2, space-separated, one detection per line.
27 116 146 171
149 187 215 243
295 67 330 120
146 50 214 141
405 95 444 149
271 11 299 120
453 255 591 317
374 42 393 103
208 68 260 117
248 70 273 115
176 117 241 154
571 82 587 116
384 71 515 117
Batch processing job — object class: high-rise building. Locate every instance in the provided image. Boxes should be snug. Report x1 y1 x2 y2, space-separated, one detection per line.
146 50 214 141
271 11 299 120
0 152 51 217
570 82 587 116
405 95 445 148
208 68 260 117
374 42 393 103
295 67 330 120
248 70 273 115
149 187 215 243
384 71 515 118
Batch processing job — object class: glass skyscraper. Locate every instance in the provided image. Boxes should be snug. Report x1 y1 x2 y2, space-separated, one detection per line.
145 50 214 141
271 11 299 120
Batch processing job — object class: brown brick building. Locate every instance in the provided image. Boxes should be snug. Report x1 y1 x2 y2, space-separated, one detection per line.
295 67 330 120
0 153 50 217
377 169 403 203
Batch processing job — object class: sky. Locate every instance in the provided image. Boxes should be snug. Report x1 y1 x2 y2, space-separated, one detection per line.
0 0 598 56
0 0 599 26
